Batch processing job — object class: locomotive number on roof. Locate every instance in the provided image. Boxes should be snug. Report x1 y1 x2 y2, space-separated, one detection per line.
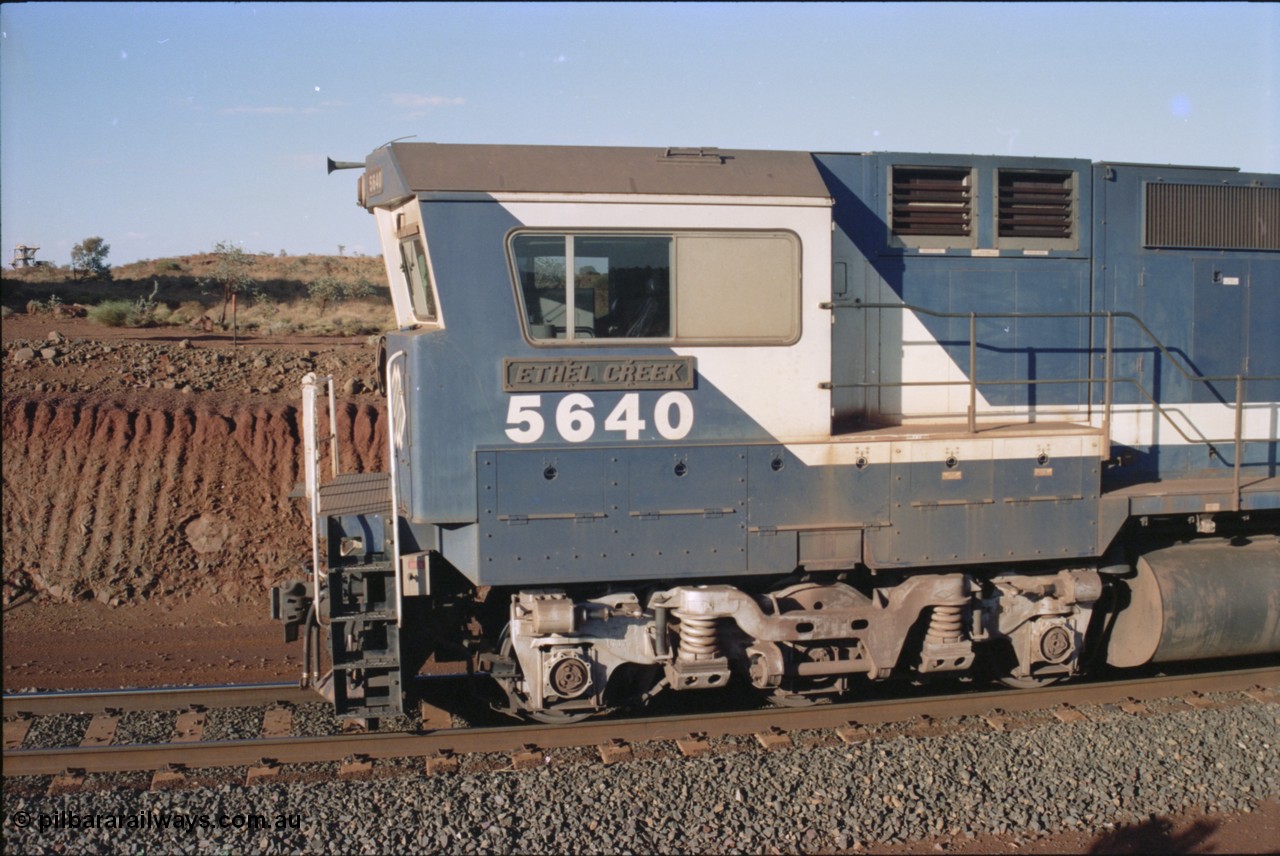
504 392 693 444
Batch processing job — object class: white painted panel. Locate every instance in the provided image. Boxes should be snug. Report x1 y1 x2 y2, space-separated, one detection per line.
1099 401 1280 447
500 200 835 443
375 206 415 328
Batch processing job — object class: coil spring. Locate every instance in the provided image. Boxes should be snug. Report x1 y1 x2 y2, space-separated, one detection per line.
925 603 964 645
675 611 720 661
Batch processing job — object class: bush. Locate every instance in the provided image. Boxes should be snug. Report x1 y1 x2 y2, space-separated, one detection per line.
307 275 345 311
88 299 134 327
348 276 378 299
308 275 380 310
88 282 159 327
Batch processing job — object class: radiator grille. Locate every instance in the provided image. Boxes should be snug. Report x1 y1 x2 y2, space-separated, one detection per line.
1145 183 1279 250
998 170 1074 239
892 167 972 236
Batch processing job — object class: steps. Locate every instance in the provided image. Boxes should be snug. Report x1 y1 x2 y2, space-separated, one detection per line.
319 475 405 720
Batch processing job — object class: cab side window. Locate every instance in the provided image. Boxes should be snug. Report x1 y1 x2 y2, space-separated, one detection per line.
513 235 672 341
399 237 436 321
511 231 799 346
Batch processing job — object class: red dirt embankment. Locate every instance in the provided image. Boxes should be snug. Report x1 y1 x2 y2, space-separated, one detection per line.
2 315 388 609
3 394 384 605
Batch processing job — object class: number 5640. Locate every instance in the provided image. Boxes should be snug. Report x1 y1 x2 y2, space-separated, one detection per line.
504 392 694 444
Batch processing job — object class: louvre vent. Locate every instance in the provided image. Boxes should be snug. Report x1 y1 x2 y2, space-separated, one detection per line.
999 171 1074 240
1146 183 1279 250
892 167 972 236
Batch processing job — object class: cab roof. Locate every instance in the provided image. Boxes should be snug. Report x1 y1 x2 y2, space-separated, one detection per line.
378 142 832 199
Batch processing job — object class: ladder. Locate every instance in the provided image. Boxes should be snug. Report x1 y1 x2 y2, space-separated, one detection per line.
301 374 405 719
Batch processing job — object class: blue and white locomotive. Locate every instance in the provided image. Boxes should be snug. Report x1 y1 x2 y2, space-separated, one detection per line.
277 143 1280 721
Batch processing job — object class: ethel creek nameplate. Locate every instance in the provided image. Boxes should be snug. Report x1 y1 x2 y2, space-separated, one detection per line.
503 357 696 392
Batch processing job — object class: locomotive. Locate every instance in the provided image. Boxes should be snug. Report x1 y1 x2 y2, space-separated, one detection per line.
273 143 1280 722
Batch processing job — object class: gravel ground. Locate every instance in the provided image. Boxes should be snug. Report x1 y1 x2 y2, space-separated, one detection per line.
113 710 179 746
20 713 92 750
291 704 344 739
200 705 270 744
5 698 1276 854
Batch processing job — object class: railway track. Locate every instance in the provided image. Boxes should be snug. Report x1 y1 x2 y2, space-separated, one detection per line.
5 665 1277 783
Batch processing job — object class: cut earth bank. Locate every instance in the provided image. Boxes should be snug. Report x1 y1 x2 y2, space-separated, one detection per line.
3 312 384 689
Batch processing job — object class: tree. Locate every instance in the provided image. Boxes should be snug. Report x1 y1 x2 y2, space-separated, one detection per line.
210 240 256 327
71 236 111 280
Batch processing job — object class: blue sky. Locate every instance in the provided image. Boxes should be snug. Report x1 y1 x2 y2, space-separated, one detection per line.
2 2 1276 266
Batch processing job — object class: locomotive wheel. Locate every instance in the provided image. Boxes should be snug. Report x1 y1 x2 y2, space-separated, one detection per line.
492 627 595 724
755 583 849 707
990 642 1064 689
998 673 1062 690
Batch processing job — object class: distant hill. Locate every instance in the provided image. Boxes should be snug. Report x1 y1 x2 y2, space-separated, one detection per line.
2 252 394 337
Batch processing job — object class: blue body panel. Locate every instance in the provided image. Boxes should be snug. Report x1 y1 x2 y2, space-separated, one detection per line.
1092 162 1280 481
376 151 1277 587
817 153 1095 423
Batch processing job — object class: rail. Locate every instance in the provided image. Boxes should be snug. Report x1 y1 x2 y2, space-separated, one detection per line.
5 666 1276 777
820 301 1279 511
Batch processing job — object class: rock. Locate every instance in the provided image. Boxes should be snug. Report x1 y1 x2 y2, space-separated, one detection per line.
47 331 65 343
179 338 192 349
185 514 232 554
11 347 36 363
40 347 59 360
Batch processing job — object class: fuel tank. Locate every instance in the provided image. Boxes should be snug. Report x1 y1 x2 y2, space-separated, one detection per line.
1106 535 1280 668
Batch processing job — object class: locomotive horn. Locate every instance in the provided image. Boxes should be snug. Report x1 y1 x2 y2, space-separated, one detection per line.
327 157 364 174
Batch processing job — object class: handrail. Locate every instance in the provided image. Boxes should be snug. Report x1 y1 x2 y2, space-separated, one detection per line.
823 300 1278 507
327 375 339 479
300 374 323 638
300 373 335 687
385 351 406 629
825 374 1262 447
829 301 1280 387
